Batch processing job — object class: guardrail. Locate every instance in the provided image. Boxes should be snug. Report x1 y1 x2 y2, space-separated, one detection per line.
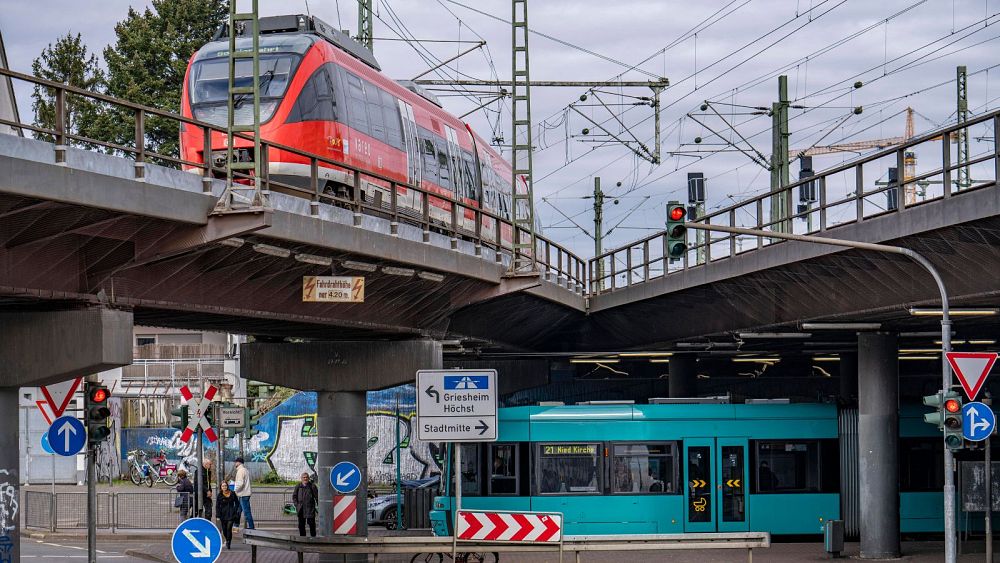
589 108 1000 294
22 489 294 532
0 66 586 293
243 529 770 563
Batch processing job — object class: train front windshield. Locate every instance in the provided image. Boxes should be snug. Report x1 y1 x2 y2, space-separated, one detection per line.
188 53 299 125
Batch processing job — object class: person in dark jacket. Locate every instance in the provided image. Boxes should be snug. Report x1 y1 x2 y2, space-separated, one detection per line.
215 481 240 549
176 470 194 521
292 472 318 537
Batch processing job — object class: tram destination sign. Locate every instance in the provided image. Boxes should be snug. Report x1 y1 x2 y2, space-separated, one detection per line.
416 369 497 442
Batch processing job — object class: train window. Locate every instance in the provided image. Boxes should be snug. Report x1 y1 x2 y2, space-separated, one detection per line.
461 151 479 201
611 443 678 494
380 89 404 151
489 444 518 495
536 443 601 495
753 440 823 494
436 139 453 190
365 81 387 144
899 438 944 492
460 444 480 496
344 72 370 136
286 66 337 123
418 128 439 185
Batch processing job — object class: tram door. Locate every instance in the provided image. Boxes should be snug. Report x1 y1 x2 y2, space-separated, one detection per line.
683 438 749 532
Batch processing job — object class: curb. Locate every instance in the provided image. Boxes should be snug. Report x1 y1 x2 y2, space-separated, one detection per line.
27 531 172 541
123 549 172 563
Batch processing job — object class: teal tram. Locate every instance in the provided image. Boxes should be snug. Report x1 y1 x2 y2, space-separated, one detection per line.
429 401 947 537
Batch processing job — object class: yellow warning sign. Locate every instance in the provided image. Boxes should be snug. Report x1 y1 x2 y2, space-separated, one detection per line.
302 276 365 303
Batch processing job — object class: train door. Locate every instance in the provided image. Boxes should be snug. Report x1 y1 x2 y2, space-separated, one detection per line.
397 100 421 187
683 438 749 532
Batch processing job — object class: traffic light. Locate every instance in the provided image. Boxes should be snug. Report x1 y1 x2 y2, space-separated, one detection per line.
245 407 261 438
170 404 189 430
85 383 111 446
923 391 964 450
666 201 687 261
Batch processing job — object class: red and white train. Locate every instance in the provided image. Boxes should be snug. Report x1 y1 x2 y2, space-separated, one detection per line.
180 14 523 239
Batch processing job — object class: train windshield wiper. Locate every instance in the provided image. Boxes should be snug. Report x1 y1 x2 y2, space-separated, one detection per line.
233 69 275 110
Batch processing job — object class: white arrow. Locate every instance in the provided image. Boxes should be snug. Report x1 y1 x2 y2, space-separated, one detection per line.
967 406 992 434
182 529 212 558
336 468 357 488
57 420 77 452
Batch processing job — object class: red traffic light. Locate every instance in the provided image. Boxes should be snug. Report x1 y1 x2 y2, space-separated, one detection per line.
945 399 961 413
90 387 108 403
669 206 686 221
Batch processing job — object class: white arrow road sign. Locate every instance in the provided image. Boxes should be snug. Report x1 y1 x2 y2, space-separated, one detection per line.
336 468 357 488
182 529 212 558
56 419 77 452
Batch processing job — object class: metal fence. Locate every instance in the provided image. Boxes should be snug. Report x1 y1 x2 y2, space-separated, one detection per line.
23 489 295 531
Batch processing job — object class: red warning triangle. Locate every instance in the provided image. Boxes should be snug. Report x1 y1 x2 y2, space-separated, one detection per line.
40 377 82 418
947 352 998 401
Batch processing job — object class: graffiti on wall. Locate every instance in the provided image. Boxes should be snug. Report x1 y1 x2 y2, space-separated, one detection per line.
0 467 18 563
265 415 316 479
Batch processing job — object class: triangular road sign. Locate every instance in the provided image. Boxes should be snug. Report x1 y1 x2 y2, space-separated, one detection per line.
34 400 54 425
40 377 83 418
947 352 998 401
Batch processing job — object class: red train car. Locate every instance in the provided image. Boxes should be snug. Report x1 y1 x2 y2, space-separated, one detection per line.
180 14 522 239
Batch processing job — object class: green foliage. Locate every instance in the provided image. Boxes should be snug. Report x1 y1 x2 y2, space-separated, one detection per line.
259 470 288 485
30 33 106 145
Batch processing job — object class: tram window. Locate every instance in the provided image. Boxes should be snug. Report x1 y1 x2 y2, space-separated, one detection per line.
460 444 480 496
380 89 404 151
287 66 337 123
753 440 822 493
344 72 369 136
489 444 518 495
365 81 387 144
536 444 601 495
612 443 677 494
899 438 944 492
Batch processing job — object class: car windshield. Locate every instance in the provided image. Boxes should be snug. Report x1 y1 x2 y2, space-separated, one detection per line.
189 54 299 106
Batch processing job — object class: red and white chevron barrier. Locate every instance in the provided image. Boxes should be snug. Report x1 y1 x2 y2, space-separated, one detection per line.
333 495 357 535
456 510 562 543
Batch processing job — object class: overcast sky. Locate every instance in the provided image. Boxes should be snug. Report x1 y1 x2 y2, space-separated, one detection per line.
3 0 998 258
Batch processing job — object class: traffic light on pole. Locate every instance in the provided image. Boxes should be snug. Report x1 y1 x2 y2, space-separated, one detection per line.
666 201 687 261
923 391 964 450
85 383 111 446
245 407 261 438
170 404 189 430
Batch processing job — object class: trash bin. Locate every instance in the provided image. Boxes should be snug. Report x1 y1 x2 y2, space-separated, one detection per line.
824 519 844 558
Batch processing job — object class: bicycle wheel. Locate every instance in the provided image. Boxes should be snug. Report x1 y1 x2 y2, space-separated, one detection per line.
163 472 178 486
462 554 498 563
409 553 443 563
129 466 143 486
145 468 154 488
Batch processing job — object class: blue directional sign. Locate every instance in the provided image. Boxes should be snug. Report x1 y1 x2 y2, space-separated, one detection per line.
40 432 54 455
171 517 222 563
47 416 86 457
963 401 996 442
331 460 361 494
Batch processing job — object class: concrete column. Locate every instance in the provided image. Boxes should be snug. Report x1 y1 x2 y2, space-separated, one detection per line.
858 332 899 559
317 391 367 563
0 387 18 562
669 354 697 397
840 351 858 402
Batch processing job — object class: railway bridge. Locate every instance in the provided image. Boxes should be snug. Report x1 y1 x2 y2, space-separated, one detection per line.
1 67 1000 559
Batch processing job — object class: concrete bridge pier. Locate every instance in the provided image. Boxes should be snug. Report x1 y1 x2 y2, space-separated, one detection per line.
857 332 900 559
241 340 442 562
0 308 133 562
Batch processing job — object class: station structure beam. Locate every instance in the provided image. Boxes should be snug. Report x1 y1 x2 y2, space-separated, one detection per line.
241 340 442 561
857 332 900 559
668 354 697 397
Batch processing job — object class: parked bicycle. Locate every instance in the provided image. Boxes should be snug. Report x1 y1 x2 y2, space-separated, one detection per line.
127 449 179 487
410 553 498 563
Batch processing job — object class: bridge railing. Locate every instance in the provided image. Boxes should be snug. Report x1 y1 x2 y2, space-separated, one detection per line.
0 67 586 293
589 108 1000 294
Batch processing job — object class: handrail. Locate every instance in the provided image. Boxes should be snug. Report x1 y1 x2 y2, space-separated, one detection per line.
0 66 587 293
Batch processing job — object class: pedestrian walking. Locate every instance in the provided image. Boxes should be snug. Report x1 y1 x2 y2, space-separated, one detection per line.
233 457 255 529
199 459 214 520
216 481 240 549
292 472 318 537
175 470 194 521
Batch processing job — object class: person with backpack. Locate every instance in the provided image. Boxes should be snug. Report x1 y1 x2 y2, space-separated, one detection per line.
292 472 318 537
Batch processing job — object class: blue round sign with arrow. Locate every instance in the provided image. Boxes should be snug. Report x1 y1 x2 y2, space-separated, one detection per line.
330 460 362 494
40 432 54 455
171 517 222 563
47 415 86 457
963 401 996 442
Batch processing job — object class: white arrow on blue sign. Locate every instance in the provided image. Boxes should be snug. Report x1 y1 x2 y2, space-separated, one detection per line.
963 401 996 442
47 416 86 457
40 432 54 455
171 517 222 563
330 460 362 494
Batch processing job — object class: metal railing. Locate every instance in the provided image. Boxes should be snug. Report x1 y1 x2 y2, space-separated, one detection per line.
589 108 1000 294
23 490 294 532
0 66 585 292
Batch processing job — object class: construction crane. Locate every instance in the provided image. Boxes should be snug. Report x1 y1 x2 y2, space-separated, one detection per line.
791 108 923 204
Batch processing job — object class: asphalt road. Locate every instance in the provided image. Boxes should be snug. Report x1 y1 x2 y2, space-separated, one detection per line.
22 537 142 561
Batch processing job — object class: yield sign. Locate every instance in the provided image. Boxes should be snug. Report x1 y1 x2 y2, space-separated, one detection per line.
40 377 83 418
947 352 998 401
